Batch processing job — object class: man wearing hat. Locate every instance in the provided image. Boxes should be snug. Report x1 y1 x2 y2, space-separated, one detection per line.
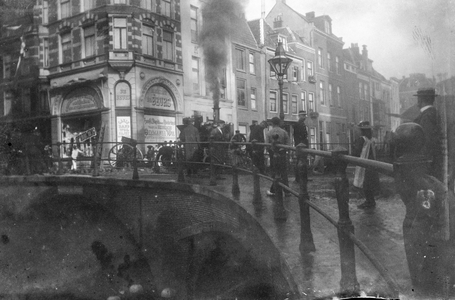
179 117 200 176
293 110 309 182
353 121 380 209
266 117 290 196
413 87 443 181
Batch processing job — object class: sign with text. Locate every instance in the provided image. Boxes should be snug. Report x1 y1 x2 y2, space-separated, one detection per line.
76 127 96 143
115 81 131 107
144 85 175 111
116 116 131 143
62 87 100 114
144 115 176 143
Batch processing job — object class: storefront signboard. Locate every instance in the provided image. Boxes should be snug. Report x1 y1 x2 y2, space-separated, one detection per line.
144 85 175 111
115 82 131 107
116 116 131 143
62 87 99 114
144 115 176 143
76 127 96 143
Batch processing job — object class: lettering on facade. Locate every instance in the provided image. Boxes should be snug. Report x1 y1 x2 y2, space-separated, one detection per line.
144 115 176 143
117 116 131 143
76 127 96 143
144 85 175 111
141 77 180 110
116 82 131 107
62 87 100 114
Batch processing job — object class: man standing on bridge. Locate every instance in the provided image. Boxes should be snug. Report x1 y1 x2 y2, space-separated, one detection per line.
266 117 290 197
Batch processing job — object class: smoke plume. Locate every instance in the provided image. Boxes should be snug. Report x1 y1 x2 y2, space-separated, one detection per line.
199 0 245 117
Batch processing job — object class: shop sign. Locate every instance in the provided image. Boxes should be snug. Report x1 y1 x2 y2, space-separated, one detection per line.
76 127 96 143
62 87 99 114
144 115 176 143
144 85 175 111
117 116 131 143
115 82 131 107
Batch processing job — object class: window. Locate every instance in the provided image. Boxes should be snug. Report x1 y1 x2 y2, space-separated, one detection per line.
43 39 49 67
319 81 325 105
359 82 363 99
250 88 257 110
283 93 288 114
236 78 246 107
318 48 323 68
82 0 94 11
162 31 173 61
236 49 245 71
307 61 313 76
301 92 306 112
238 124 247 136
291 95 298 114
292 66 299 81
83 26 96 58
60 0 70 19
143 24 154 56
278 36 288 50
3 55 11 78
162 0 171 17
364 83 368 100
324 20 331 34
328 83 333 106
270 91 277 112
327 52 332 72
192 57 199 95
308 93 314 111
114 0 126 3
249 53 255 74
43 1 49 23
190 6 198 42
337 86 341 107
310 127 316 148
301 60 306 81
144 0 153 10
114 18 127 50
319 121 324 150
61 32 72 64
336 56 340 74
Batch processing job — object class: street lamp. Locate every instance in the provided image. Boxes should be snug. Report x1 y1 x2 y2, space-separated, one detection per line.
268 41 293 121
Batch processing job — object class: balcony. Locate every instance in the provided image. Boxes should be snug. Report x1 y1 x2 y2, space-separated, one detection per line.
108 51 134 74
308 76 316 84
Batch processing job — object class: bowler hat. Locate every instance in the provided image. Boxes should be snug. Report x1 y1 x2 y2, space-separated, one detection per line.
357 120 372 129
298 110 307 115
414 88 438 97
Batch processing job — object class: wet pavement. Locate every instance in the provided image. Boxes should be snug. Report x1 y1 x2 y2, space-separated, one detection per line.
55 167 417 299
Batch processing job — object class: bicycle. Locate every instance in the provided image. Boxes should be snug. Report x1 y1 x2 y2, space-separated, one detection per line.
108 137 144 168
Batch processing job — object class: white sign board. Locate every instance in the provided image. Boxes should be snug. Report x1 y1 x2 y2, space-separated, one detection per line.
116 116 131 143
144 115 176 143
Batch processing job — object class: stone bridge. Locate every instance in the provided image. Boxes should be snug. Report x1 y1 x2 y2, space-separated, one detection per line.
0 175 299 300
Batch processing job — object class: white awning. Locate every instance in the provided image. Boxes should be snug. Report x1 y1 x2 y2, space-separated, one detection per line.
50 68 106 88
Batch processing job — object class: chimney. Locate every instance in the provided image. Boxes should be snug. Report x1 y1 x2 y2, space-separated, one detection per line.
273 16 283 28
277 0 286 3
362 45 368 60
306 11 315 20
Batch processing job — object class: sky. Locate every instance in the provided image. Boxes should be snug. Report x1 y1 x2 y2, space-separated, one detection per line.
244 0 454 80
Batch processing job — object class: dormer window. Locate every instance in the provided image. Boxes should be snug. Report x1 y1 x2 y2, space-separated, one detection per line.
324 20 331 34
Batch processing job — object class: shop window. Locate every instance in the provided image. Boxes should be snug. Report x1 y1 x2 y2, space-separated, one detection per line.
236 78 246 107
162 30 173 61
270 91 277 112
115 81 131 107
114 17 127 50
84 26 96 58
143 24 154 56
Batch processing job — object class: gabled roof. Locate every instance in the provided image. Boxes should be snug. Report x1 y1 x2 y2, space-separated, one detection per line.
230 14 259 49
247 18 277 48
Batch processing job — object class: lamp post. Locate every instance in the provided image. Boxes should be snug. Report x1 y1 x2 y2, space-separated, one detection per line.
268 41 293 121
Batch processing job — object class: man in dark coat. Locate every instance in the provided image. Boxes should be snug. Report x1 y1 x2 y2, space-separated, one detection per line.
249 121 267 174
413 87 443 181
179 117 200 176
293 111 309 182
352 121 380 209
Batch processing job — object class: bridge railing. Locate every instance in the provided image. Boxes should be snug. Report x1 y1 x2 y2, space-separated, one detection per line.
3 137 443 298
